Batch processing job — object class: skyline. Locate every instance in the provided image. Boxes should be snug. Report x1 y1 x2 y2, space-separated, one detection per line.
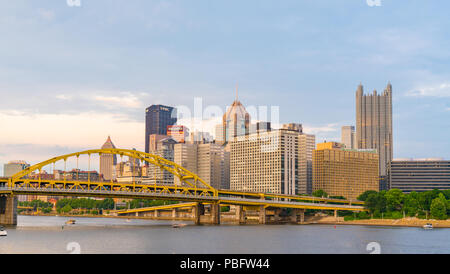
1 1 450 175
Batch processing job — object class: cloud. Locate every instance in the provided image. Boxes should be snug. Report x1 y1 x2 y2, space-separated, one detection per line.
0 110 144 150
55 94 72 100
303 123 340 134
302 123 341 143
406 83 450 97
92 93 143 109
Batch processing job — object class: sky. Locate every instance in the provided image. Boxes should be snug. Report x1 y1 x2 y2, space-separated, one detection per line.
1 0 450 174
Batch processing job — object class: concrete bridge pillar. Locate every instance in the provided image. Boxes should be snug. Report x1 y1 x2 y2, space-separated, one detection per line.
298 209 305 224
194 203 221 225
193 203 204 225
154 210 159 218
289 209 298 223
289 208 305 224
259 205 266 225
0 195 17 226
234 205 246 224
172 208 177 218
334 210 338 220
210 203 221 225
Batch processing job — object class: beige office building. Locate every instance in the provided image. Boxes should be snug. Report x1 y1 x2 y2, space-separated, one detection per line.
100 136 117 181
147 137 177 184
174 143 230 189
313 142 379 200
356 83 393 177
230 126 315 195
341 126 356 149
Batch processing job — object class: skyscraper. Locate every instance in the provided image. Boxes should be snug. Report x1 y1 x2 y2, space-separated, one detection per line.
356 82 393 177
230 126 315 195
341 126 356 149
174 142 230 189
100 136 117 181
146 137 177 184
216 92 250 143
145 105 177 153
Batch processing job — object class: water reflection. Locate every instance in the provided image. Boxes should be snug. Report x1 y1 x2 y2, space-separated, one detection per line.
0 216 449 254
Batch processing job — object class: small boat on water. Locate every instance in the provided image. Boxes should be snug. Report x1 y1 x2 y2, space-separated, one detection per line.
172 223 187 228
66 219 76 225
423 223 433 229
0 226 7 237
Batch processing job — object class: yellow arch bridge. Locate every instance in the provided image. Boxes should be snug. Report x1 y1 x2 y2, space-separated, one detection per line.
0 148 365 226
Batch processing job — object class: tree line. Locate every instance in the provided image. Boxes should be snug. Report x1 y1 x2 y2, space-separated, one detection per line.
56 198 115 214
357 189 450 220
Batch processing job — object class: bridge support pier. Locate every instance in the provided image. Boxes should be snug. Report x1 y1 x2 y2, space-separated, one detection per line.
193 203 204 225
334 210 338 220
288 208 305 224
172 208 177 218
210 203 220 225
193 203 220 225
0 195 17 226
259 205 266 224
233 205 246 224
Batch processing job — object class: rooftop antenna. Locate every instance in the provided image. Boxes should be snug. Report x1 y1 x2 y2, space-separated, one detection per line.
236 82 238 102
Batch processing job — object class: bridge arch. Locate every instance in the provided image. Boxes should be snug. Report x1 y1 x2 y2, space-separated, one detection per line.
9 148 215 191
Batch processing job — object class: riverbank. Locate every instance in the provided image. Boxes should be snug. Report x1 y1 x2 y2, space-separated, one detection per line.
311 216 450 228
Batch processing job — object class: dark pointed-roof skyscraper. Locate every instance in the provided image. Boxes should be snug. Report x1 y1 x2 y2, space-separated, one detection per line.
356 82 393 180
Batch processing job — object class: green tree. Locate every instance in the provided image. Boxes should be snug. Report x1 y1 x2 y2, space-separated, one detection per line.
61 204 73 214
385 189 405 212
358 190 378 202
403 192 420 217
364 192 387 213
418 191 432 211
430 197 447 220
312 190 328 198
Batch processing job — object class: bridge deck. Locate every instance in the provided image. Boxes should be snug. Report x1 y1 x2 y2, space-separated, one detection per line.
0 186 365 211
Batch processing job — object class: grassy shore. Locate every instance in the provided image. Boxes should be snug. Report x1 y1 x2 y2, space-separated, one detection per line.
310 216 450 228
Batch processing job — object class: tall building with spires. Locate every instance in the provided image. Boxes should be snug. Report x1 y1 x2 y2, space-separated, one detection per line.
216 86 250 143
100 136 117 181
356 82 393 178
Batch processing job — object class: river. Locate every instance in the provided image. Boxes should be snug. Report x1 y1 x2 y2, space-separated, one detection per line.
0 215 449 254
